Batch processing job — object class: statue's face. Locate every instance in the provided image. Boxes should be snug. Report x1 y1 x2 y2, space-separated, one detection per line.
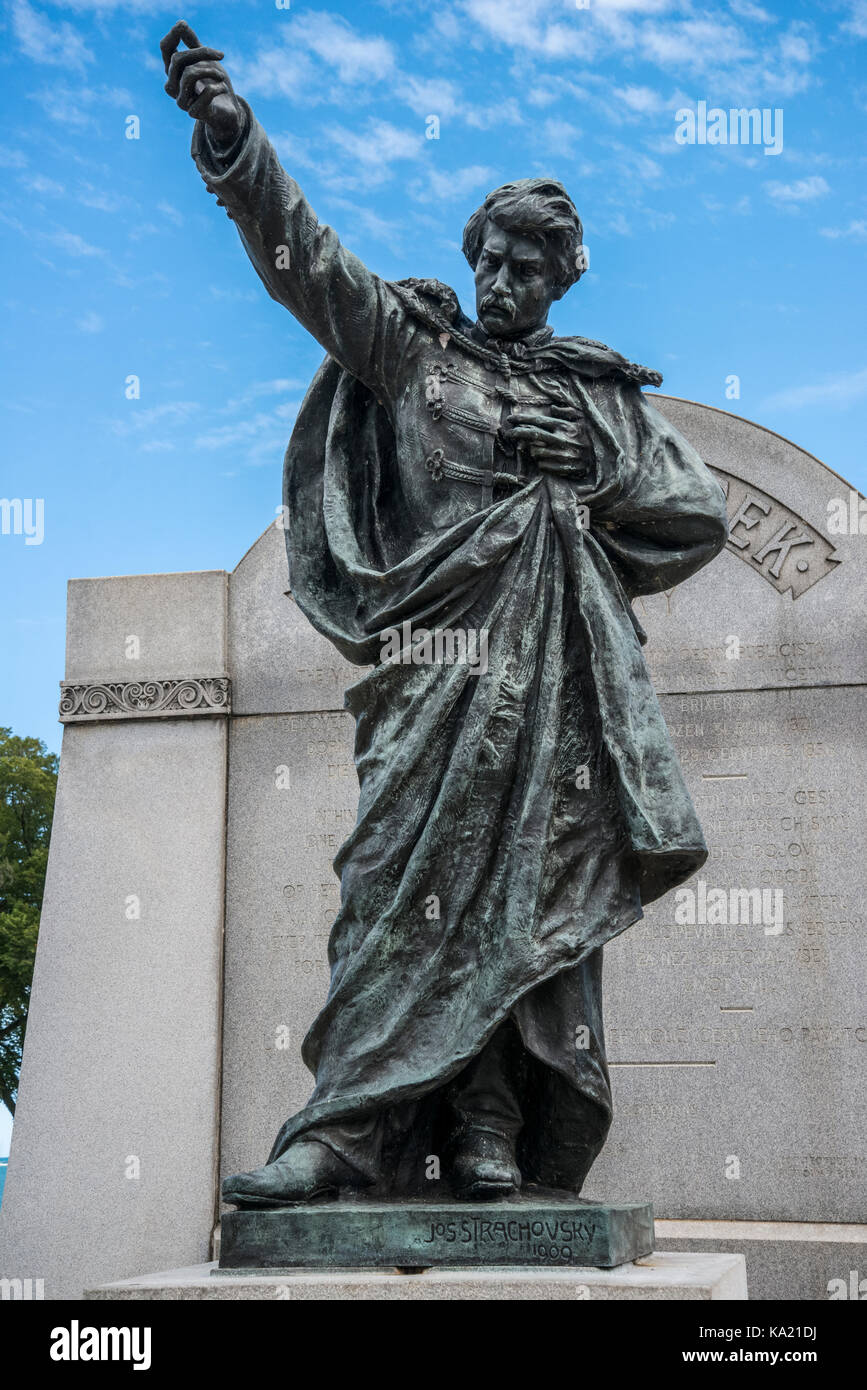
473 220 558 339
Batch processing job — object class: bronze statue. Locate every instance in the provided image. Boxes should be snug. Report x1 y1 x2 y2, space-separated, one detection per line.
162 22 728 1210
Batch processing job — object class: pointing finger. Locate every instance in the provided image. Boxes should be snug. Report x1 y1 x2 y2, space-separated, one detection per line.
160 21 203 73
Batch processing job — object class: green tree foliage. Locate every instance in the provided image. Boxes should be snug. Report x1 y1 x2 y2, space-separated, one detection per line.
0 728 58 1116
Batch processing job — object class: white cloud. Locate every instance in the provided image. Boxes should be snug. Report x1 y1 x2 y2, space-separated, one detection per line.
275 117 424 197
728 0 775 21
708 194 755 221
38 0 172 8
157 201 184 227
217 380 308 414
592 0 671 12
235 12 513 140
22 174 65 197
641 18 752 69
231 45 318 103
234 13 395 102
604 142 663 183
460 0 543 49
750 24 816 98
78 187 121 213
764 175 829 203
194 403 301 463
527 85 560 109
541 118 582 156
326 197 407 252
409 164 496 205
763 367 867 411
48 228 105 257
464 98 524 130
819 220 867 241
12 0 92 70
290 12 395 84
138 440 176 453
449 0 815 102
110 402 200 437
779 31 812 64
322 120 422 189
31 82 133 128
842 1 867 39
127 222 159 242
76 311 104 333
459 0 597 59
606 211 633 236
208 285 261 304
271 133 319 172
613 84 666 115
395 76 462 120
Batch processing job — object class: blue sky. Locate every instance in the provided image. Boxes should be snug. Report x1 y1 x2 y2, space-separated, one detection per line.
0 0 865 1146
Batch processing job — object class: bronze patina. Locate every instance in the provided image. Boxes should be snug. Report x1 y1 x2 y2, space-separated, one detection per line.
162 22 728 1213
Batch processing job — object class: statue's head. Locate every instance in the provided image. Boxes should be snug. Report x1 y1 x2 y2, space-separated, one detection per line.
462 178 586 339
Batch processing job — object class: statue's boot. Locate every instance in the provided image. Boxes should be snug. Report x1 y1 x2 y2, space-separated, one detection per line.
222 1138 373 1209
448 1019 524 1200
450 1124 522 1200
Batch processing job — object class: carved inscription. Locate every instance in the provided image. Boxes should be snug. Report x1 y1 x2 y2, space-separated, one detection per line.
597 682 864 1216
710 466 842 598
421 1215 594 1262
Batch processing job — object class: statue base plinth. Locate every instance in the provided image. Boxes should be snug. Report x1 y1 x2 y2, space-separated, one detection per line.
218 1191 654 1270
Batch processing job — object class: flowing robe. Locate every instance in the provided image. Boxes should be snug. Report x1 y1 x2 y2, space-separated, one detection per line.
193 106 729 1193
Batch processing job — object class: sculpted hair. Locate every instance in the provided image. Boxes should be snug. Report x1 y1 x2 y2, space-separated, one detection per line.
462 178 585 296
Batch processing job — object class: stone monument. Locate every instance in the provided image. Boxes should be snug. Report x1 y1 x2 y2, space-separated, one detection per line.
0 393 861 1299
0 23 861 1303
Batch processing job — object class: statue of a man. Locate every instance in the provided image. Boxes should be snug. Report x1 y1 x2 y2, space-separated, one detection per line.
162 23 728 1209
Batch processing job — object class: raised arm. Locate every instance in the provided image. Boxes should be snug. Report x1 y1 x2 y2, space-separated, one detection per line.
160 22 407 402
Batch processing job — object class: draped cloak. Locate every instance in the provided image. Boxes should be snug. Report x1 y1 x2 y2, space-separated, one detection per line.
270 294 729 1192
191 110 729 1193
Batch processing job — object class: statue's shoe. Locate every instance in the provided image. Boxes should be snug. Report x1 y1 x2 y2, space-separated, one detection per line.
222 1139 370 1209
450 1127 522 1201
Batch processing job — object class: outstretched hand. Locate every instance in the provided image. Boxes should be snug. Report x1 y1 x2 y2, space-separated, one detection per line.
160 20 244 144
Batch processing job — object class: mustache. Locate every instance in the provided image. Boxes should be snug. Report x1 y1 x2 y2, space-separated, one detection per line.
480 291 517 318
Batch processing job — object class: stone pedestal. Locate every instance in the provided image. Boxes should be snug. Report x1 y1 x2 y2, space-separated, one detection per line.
220 1195 653 1270
0 573 230 1299
653 1218 867 1302
86 1252 747 1300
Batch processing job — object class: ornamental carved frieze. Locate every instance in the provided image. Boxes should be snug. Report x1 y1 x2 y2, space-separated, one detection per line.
59 676 230 723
